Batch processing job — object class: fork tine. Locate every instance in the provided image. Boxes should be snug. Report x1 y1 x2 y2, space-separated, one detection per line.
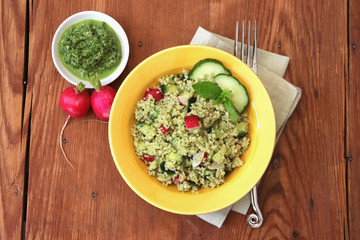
234 21 239 58
253 21 257 73
246 21 251 66
241 21 244 61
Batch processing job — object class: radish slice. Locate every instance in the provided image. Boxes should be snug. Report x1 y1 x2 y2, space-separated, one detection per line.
173 176 187 183
159 126 170 135
144 89 164 101
143 155 154 162
177 92 192 105
208 162 225 170
185 115 200 130
192 152 207 167
177 96 187 105
173 176 180 182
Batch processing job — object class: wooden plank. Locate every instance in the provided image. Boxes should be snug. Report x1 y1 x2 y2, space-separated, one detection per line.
348 0 360 238
25 0 348 239
0 0 27 239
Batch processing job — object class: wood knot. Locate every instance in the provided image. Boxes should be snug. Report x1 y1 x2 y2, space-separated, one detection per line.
314 90 318 98
292 230 300 238
273 158 280 169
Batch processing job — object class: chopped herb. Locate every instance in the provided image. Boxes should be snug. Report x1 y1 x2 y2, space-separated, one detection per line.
58 19 122 87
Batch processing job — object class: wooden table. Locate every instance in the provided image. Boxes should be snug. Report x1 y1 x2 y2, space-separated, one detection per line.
1 0 359 239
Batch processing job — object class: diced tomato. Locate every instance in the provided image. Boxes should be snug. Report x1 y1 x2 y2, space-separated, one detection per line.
159 125 170 135
144 89 164 101
184 115 200 130
143 155 154 162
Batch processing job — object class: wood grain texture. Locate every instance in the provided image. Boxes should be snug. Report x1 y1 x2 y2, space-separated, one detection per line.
24 0 350 239
348 0 360 238
0 0 27 239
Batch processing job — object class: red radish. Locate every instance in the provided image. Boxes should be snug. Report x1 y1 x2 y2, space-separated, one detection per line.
184 115 200 130
159 125 170 135
91 86 116 121
143 155 154 162
59 82 90 118
192 152 207 167
173 176 187 183
59 82 90 170
144 88 164 101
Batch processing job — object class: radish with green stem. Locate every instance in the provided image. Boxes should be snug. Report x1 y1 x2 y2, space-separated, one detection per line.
59 82 90 170
90 78 116 121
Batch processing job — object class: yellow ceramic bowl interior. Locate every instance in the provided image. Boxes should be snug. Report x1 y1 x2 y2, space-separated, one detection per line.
109 45 275 215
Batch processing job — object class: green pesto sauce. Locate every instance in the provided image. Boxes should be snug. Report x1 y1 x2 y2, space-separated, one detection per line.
59 19 122 82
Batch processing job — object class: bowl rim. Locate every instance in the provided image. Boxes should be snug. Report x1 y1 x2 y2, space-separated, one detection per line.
51 11 130 88
109 45 276 215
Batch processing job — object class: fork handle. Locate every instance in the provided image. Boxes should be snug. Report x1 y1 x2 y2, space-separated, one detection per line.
246 185 264 228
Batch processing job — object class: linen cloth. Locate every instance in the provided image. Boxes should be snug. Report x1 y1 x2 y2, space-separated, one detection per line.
190 27 302 228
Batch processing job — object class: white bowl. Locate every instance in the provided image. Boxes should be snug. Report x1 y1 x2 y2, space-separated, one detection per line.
52 11 130 88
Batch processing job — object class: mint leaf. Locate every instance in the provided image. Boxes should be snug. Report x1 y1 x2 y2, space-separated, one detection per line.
212 90 232 105
224 98 238 123
192 81 222 99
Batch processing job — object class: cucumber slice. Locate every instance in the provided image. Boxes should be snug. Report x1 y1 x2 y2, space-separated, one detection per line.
189 59 231 80
188 180 199 187
171 138 180 151
159 161 166 171
159 161 175 176
136 122 157 140
214 74 249 114
161 84 178 95
219 121 228 130
135 141 147 152
167 152 183 164
236 122 248 137
211 127 225 138
212 150 225 164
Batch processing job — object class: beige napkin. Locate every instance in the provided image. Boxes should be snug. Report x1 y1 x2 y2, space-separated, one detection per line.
191 27 302 228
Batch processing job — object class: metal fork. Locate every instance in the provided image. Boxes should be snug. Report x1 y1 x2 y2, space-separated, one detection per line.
234 21 263 229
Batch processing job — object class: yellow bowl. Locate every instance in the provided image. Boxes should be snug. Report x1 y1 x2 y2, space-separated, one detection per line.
109 45 275 215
